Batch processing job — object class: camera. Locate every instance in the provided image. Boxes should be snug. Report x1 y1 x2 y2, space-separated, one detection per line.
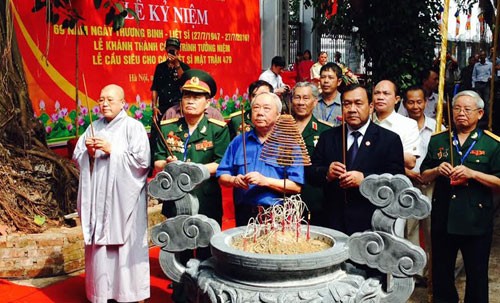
168 49 176 56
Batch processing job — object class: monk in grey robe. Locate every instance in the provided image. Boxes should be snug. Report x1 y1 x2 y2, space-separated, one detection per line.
73 84 150 303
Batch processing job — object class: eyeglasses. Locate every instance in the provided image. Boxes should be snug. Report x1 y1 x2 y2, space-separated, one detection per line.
452 107 481 115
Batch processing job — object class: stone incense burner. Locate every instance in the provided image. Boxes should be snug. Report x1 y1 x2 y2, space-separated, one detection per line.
149 161 431 302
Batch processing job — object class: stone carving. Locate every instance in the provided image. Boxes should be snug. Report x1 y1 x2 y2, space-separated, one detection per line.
149 160 210 215
150 169 431 303
148 161 219 283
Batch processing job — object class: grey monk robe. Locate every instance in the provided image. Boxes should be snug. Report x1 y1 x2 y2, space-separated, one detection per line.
73 110 150 303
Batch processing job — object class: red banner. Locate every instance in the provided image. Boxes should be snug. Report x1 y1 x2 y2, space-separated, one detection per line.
12 0 261 144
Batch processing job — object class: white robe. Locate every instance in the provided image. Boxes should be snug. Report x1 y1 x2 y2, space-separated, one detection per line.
73 110 151 303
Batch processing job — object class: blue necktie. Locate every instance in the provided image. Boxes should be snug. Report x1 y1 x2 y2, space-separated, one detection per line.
348 131 361 168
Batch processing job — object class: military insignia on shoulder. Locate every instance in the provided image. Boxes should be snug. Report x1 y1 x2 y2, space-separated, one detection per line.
160 117 179 125
317 119 333 127
229 111 242 118
208 118 227 127
484 130 500 142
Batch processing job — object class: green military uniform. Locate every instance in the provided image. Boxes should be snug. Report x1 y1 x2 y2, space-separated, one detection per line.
421 128 500 235
228 109 253 139
420 128 500 303
300 116 332 226
154 115 230 224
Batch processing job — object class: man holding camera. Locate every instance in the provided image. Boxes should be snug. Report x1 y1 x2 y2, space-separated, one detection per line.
151 37 190 119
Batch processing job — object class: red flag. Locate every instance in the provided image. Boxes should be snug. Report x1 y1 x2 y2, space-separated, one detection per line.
466 13 471 31
325 0 338 19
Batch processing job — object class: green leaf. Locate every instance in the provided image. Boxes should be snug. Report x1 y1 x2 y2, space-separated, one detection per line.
115 2 124 12
34 215 46 226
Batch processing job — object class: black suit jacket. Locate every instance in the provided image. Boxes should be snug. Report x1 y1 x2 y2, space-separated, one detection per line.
307 121 405 235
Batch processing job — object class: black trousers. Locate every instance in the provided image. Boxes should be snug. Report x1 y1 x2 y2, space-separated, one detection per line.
431 229 492 303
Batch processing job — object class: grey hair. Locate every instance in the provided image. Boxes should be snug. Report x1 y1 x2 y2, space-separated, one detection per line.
452 90 484 109
292 82 319 99
251 92 282 113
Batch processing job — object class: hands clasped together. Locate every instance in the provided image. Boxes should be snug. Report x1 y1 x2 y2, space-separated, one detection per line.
85 137 112 158
327 162 364 188
436 162 474 184
232 172 269 190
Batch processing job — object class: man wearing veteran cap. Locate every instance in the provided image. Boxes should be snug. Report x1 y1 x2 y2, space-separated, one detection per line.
151 37 190 117
153 69 230 223
153 69 230 303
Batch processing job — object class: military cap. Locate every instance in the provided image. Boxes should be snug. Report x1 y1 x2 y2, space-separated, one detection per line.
166 37 181 49
180 69 217 98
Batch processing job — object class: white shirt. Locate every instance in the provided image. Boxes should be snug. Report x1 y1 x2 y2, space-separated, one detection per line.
346 120 370 149
310 62 323 81
414 116 441 172
398 92 439 118
259 69 285 90
372 111 421 158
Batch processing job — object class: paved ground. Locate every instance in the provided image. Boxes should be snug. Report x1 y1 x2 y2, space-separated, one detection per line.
409 204 500 303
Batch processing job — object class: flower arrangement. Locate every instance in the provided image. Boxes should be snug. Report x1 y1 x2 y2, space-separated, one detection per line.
339 63 358 86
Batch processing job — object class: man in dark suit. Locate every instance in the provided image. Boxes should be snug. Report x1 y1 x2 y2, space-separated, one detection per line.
308 84 405 235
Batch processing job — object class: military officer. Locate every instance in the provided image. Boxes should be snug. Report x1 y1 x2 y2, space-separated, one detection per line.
153 69 230 224
291 82 332 226
153 69 230 303
421 90 500 303
227 80 273 139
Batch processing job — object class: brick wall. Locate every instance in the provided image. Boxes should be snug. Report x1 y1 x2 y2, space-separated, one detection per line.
0 204 164 279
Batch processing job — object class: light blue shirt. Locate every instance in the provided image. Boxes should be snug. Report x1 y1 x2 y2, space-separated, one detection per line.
472 61 492 86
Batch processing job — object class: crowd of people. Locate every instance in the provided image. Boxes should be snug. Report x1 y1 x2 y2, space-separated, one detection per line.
72 38 500 303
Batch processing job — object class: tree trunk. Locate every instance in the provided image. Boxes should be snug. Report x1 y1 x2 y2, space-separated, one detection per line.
0 1 79 234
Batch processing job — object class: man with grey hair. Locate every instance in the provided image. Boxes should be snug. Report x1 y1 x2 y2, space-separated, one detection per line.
217 92 304 226
291 82 332 226
421 90 500 303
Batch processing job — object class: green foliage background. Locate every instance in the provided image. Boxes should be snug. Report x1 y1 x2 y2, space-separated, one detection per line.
303 0 441 91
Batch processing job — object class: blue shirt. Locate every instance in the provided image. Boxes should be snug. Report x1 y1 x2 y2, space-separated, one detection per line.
472 61 492 85
216 130 304 206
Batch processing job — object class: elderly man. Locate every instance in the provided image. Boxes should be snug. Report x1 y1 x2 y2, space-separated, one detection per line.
154 69 230 224
292 82 332 226
153 69 229 303
227 80 274 139
312 62 344 126
73 84 150 303
310 51 328 87
308 84 404 235
421 90 500 303
217 92 304 226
